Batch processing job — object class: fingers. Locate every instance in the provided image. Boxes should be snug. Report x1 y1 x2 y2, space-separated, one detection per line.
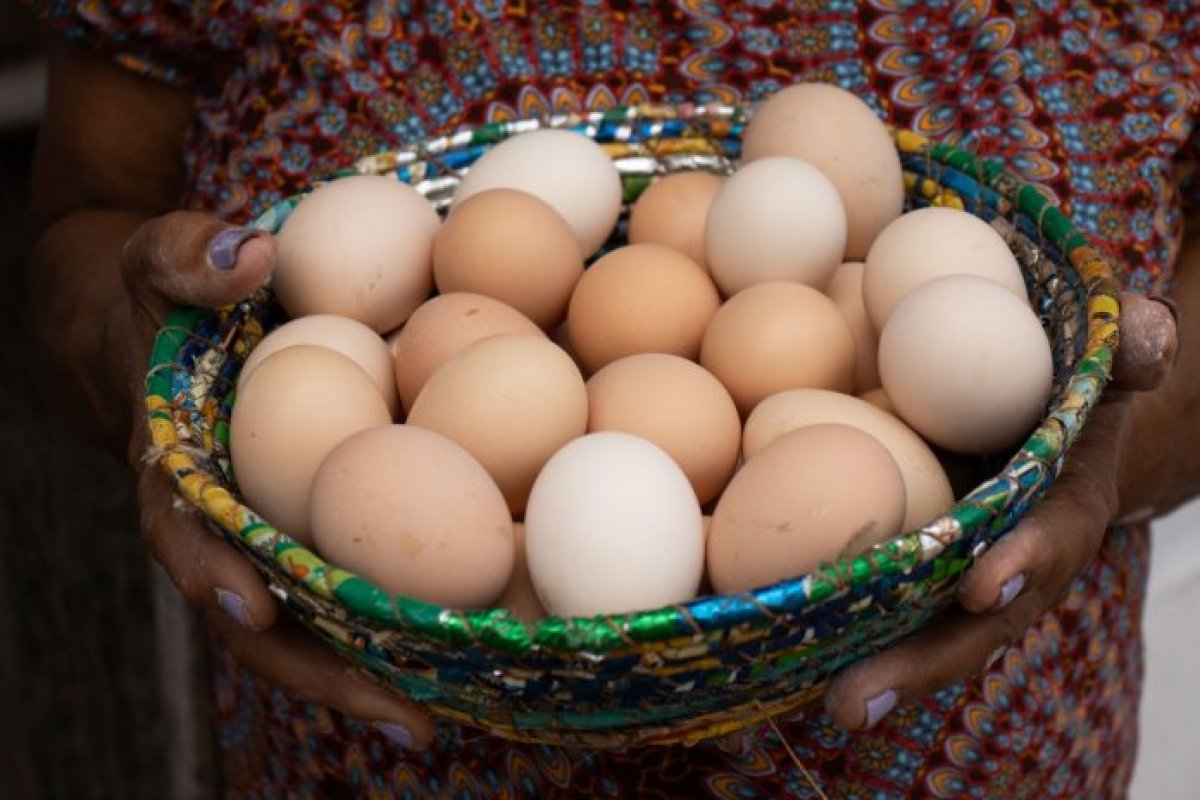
823 592 1042 731
121 211 275 327
1111 291 1178 392
137 465 279 631
209 610 436 749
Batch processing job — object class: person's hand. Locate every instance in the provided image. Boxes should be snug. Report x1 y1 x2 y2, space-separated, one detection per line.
124 212 434 748
822 291 1178 731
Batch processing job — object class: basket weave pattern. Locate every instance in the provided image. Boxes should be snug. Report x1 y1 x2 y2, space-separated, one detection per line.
145 105 1119 748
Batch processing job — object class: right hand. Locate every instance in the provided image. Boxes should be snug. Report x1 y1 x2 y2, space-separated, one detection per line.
123 212 434 748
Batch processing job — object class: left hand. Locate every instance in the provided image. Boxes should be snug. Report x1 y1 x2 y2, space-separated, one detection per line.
822 290 1178 731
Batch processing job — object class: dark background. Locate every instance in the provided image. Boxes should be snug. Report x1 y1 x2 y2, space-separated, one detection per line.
0 4 168 797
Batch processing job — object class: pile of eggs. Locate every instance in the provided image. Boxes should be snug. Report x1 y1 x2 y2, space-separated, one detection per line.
230 84 1053 622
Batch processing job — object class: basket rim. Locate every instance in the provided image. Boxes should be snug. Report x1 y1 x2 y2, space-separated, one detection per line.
145 103 1121 656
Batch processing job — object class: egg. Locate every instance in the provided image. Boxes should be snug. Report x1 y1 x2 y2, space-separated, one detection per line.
742 389 954 531
878 275 1053 455
742 83 904 259
407 333 588 514
309 425 514 608
433 189 584 329
272 175 439 332
230 346 392 543
707 424 906 594
390 293 543 413
496 523 547 624
700 281 856 415
863 207 1028 332
825 261 880 392
705 157 847 296
568 244 721 374
628 172 724 267
587 354 741 505
239 314 399 417
524 432 706 617
452 129 621 257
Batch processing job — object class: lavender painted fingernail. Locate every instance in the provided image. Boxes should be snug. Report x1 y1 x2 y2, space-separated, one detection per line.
374 722 414 750
985 646 1008 671
995 573 1027 610
208 227 260 270
864 689 897 729
215 588 252 628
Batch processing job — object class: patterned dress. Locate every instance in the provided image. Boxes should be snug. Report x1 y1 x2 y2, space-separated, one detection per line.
30 1 1200 797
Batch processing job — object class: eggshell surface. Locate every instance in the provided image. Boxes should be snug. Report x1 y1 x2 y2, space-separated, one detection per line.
708 424 906 594
525 432 705 617
587 354 741 504
568 244 720 374
863 207 1028 332
390 293 543 413
452 129 621 257
743 388 954 531
629 172 724 267
700 281 856 415
825 261 880 392
230 346 392 543
742 83 904 259
878 275 1053 455
310 425 514 609
272 175 439 332
239 314 399 417
407 334 588 514
433 189 584 329
705 157 847 296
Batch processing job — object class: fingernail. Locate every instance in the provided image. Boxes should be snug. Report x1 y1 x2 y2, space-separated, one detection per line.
994 573 1026 610
985 645 1007 671
208 227 260 270
1146 293 1179 326
864 689 897 729
373 721 414 750
215 588 253 628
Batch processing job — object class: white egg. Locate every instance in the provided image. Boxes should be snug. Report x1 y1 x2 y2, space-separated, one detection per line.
705 157 847 296
452 129 622 258
524 432 705 618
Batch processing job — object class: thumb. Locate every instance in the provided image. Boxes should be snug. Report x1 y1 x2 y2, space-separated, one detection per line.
122 211 275 326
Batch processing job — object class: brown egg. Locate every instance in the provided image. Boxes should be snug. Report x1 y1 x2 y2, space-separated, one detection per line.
496 523 547 623
707 424 906 594
586 354 741 505
825 261 880 392
407 334 588 514
568 244 721 374
272 175 439 332
310 425 514 609
433 189 584 329
743 388 954 532
742 83 904 259
230 346 392 544
628 172 724 267
390 293 543 413
700 282 856 416
239 314 400 418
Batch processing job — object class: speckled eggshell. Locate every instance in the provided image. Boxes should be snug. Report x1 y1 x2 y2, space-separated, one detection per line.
708 423 906 594
310 424 514 609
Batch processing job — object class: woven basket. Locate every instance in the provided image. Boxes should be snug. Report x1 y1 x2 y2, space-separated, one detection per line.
145 104 1120 749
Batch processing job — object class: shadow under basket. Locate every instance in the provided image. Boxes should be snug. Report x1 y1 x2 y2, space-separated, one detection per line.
145 104 1120 749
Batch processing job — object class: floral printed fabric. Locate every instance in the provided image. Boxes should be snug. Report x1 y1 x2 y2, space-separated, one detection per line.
28 0 1197 797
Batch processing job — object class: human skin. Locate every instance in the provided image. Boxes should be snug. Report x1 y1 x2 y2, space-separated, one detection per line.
25 40 1193 741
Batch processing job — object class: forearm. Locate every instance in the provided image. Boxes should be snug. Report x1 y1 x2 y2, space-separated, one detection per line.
1121 226 1200 519
26 209 149 457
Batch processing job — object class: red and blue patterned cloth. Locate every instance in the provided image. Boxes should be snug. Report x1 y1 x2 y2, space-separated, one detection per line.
29 1 1200 796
